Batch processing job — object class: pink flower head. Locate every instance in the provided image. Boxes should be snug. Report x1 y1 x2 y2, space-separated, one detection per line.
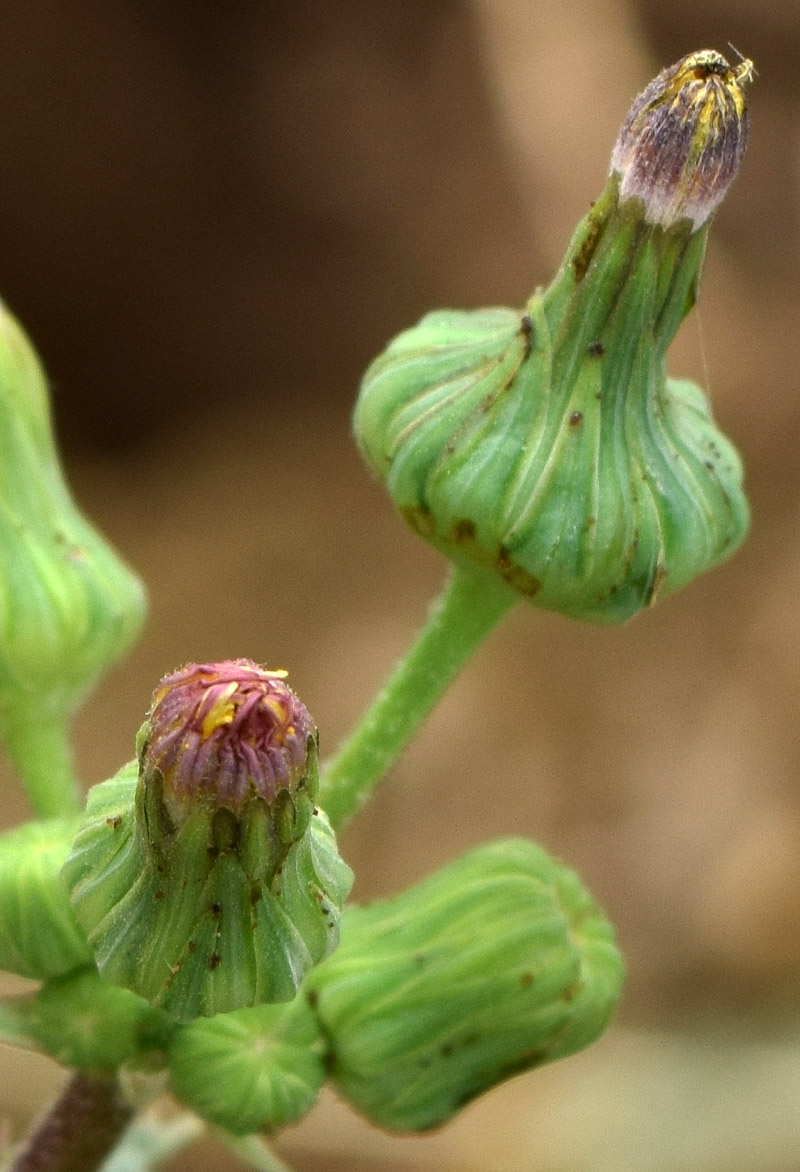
141 660 317 813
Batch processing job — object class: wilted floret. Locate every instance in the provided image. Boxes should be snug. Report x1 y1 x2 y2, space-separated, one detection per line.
611 50 752 229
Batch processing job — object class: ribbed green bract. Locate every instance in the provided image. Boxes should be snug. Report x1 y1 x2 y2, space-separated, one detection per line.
0 818 92 979
306 838 623 1132
63 763 353 1022
354 180 748 623
0 301 145 743
2 965 173 1074
168 996 325 1134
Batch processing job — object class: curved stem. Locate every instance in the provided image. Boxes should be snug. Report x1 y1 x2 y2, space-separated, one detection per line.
9 1073 132 1172
2 714 81 818
320 566 516 829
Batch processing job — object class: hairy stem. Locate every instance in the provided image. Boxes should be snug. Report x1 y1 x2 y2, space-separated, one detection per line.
320 566 516 829
9 1073 133 1172
2 715 81 818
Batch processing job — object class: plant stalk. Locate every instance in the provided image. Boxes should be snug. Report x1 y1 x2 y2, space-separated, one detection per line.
9 1073 133 1172
320 565 516 828
1 714 81 819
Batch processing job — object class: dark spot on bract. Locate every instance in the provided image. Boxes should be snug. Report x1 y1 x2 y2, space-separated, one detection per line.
452 518 476 543
520 972 534 987
400 505 436 540
209 952 221 970
520 314 533 337
562 982 580 1002
569 411 583 427
106 815 122 830
154 890 164 901
187 941 197 953
211 902 222 917
496 546 542 597
572 213 603 281
588 341 605 357
440 1042 454 1058
306 989 319 1008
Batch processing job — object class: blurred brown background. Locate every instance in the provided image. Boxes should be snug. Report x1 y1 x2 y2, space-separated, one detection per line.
2 1 800 1169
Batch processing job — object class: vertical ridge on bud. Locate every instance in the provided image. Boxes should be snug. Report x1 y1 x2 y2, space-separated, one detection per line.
63 662 352 1022
611 50 752 229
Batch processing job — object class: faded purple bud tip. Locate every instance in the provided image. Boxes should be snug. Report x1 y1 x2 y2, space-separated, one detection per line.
139 660 318 816
610 49 753 230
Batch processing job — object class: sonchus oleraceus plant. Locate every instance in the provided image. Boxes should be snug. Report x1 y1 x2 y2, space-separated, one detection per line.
0 48 751 1172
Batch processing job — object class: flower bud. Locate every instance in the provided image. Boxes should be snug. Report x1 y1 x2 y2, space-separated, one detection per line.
0 301 146 789
2 965 173 1074
306 838 623 1133
167 997 325 1135
0 818 92 979
353 51 751 623
63 662 353 1022
611 50 752 230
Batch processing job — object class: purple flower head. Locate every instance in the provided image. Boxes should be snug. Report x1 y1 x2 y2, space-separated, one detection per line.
141 660 317 815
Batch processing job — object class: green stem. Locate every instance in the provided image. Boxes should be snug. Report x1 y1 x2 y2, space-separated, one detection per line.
219 1135 296 1172
320 566 516 829
1 714 81 818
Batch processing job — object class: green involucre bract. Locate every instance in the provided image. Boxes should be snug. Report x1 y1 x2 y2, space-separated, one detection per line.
0 818 91 979
306 837 623 1132
63 762 353 1022
167 997 326 1135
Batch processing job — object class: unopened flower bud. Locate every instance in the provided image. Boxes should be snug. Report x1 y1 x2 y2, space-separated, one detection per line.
0 818 92 979
0 301 146 799
63 662 353 1022
167 997 325 1135
2 966 172 1074
354 51 751 623
306 838 623 1133
611 50 752 230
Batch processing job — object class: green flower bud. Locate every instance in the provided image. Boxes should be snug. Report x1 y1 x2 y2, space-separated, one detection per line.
167 997 325 1135
306 838 623 1133
63 662 353 1022
3 965 173 1074
0 301 145 791
0 818 92 979
353 51 751 623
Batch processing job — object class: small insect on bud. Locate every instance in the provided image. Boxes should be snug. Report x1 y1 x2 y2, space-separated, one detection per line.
167 997 326 1135
611 50 753 230
353 50 752 623
0 818 92 980
306 839 623 1133
63 661 353 1022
